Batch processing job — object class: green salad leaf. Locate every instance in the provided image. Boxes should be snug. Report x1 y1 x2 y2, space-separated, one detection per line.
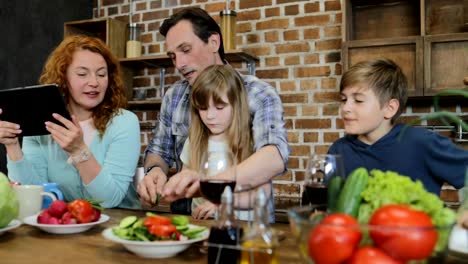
357 169 457 252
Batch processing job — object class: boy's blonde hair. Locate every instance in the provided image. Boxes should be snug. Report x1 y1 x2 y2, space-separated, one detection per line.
188 64 253 171
340 58 408 124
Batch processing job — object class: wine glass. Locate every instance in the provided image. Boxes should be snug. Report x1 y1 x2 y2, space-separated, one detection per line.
199 150 237 217
303 154 345 209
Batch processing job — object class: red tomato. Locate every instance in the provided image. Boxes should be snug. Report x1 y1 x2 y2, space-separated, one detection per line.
67 199 94 223
143 215 171 226
369 204 437 261
148 224 177 237
308 213 362 264
347 246 403 264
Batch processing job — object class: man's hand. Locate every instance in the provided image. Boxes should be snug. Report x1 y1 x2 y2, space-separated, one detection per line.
192 200 216 220
137 167 167 207
162 169 200 202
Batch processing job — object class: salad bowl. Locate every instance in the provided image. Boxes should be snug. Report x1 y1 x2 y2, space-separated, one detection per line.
287 205 458 264
102 224 209 258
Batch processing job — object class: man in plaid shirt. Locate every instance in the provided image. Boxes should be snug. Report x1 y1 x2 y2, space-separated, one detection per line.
137 7 289 215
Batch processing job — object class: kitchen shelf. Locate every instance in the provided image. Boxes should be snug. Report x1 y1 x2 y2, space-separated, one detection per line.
342 0 468 97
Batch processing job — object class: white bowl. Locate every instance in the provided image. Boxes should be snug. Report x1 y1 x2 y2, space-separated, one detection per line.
102 224 209 258
23 214 109 234
0 219 21 235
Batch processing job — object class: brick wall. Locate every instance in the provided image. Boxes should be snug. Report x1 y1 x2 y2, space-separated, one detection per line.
96 0 467 207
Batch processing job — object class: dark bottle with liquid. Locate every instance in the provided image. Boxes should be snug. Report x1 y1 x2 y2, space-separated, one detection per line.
207 186 243 264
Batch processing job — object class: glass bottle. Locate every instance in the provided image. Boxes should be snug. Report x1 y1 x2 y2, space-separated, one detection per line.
207 186 243 264
126 23 142 58
220 9 237 51
240 188 278 264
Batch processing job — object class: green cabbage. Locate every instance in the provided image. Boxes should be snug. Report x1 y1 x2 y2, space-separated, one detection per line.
0 172 19 228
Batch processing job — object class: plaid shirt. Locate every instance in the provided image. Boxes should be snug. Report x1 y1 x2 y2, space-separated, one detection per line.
145 73 289 173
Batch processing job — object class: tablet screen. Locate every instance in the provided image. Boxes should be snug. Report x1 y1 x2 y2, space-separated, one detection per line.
0 84 71 136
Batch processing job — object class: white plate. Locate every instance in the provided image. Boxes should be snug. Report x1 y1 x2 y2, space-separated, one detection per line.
102 224 209 258
23 214 109 234
0 219 21 235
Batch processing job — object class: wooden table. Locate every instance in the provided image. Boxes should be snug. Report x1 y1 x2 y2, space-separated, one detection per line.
0 208 302 264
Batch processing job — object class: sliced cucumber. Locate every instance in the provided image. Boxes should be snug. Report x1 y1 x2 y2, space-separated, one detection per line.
119 216 138 228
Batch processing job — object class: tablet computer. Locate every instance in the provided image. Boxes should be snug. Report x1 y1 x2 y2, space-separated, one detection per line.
0 84 71 136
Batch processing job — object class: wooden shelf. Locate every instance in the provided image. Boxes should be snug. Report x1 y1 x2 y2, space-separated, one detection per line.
118 50 259 68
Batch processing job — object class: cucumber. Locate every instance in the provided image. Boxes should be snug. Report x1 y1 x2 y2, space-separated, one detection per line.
119 216 138 228
327 175 344 212
335 167 369 217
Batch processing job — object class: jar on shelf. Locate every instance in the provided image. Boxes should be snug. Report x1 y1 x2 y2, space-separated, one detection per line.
220 10 237 51
126 23 142 58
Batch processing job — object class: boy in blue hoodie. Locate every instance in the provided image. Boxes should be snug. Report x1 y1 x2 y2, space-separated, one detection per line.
328 58 467 196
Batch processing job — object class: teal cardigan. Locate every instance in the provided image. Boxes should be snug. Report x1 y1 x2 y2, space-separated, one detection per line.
7 109 141 209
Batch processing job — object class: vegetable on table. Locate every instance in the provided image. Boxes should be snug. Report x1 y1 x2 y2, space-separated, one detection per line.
308 213 362 264
369 204 438 261
0 172 19 228
347 246 402 264
334 167 369 217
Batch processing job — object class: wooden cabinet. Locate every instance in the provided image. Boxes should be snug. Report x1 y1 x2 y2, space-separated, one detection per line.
342 0 468 97
64 18 126 58
63 18 259 108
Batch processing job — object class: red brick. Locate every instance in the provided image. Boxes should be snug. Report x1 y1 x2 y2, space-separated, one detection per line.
314 91 341 103
243 46 271 56
304 54 320 64
314 145 331 155
294 66 331 78
284 30 299 41
290 145 311 156
316 39 341 51
246 34 260 44
256 68 289 79
303 105 319 116
237 10 261 21
304 132 319 143
295 15 330 27
280 81 296 91
237 22 252 33
284 106 297 117
265 57 280 67
285 55 300 65
321 78 338 90
142 10 169 21
324 132 340 143
295 119 331 129
281 93 308 104
304 28 320 40
304 2 320 13
325 26 341 38
240 0 273 9
300 79 318 91
273 183 301 196
276 42 310 54
265 7 280 17
257 19 290 30
323 104 340 116
285 5 299 16
288 131 299 144
325 1 341 11
265 31 279 42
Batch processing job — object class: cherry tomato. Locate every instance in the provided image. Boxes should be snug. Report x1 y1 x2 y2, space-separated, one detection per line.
143 215 172 226
347 246 403 264
148 224 177 237
308 213 362 264
369 204 437 261
67 199 94 223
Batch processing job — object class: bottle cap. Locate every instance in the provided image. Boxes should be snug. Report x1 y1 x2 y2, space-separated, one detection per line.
255 188 267 207
221 185 233 204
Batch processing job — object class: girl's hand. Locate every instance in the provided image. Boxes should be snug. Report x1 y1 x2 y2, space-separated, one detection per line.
45 113 86 155
0 108 21 146
192 201 216 220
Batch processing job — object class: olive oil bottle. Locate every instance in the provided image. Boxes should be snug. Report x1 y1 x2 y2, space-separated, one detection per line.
240 188 278 264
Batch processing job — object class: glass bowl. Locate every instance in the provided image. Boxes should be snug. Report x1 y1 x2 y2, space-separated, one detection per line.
287 205 462 264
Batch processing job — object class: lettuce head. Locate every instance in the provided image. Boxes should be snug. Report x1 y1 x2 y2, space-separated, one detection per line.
0 172 19 228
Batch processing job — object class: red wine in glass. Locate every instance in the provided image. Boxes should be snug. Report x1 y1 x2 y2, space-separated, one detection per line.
200 180 236 205
304 183 328 205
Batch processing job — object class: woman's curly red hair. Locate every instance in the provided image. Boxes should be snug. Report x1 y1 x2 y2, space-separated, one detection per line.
38 35 127 138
